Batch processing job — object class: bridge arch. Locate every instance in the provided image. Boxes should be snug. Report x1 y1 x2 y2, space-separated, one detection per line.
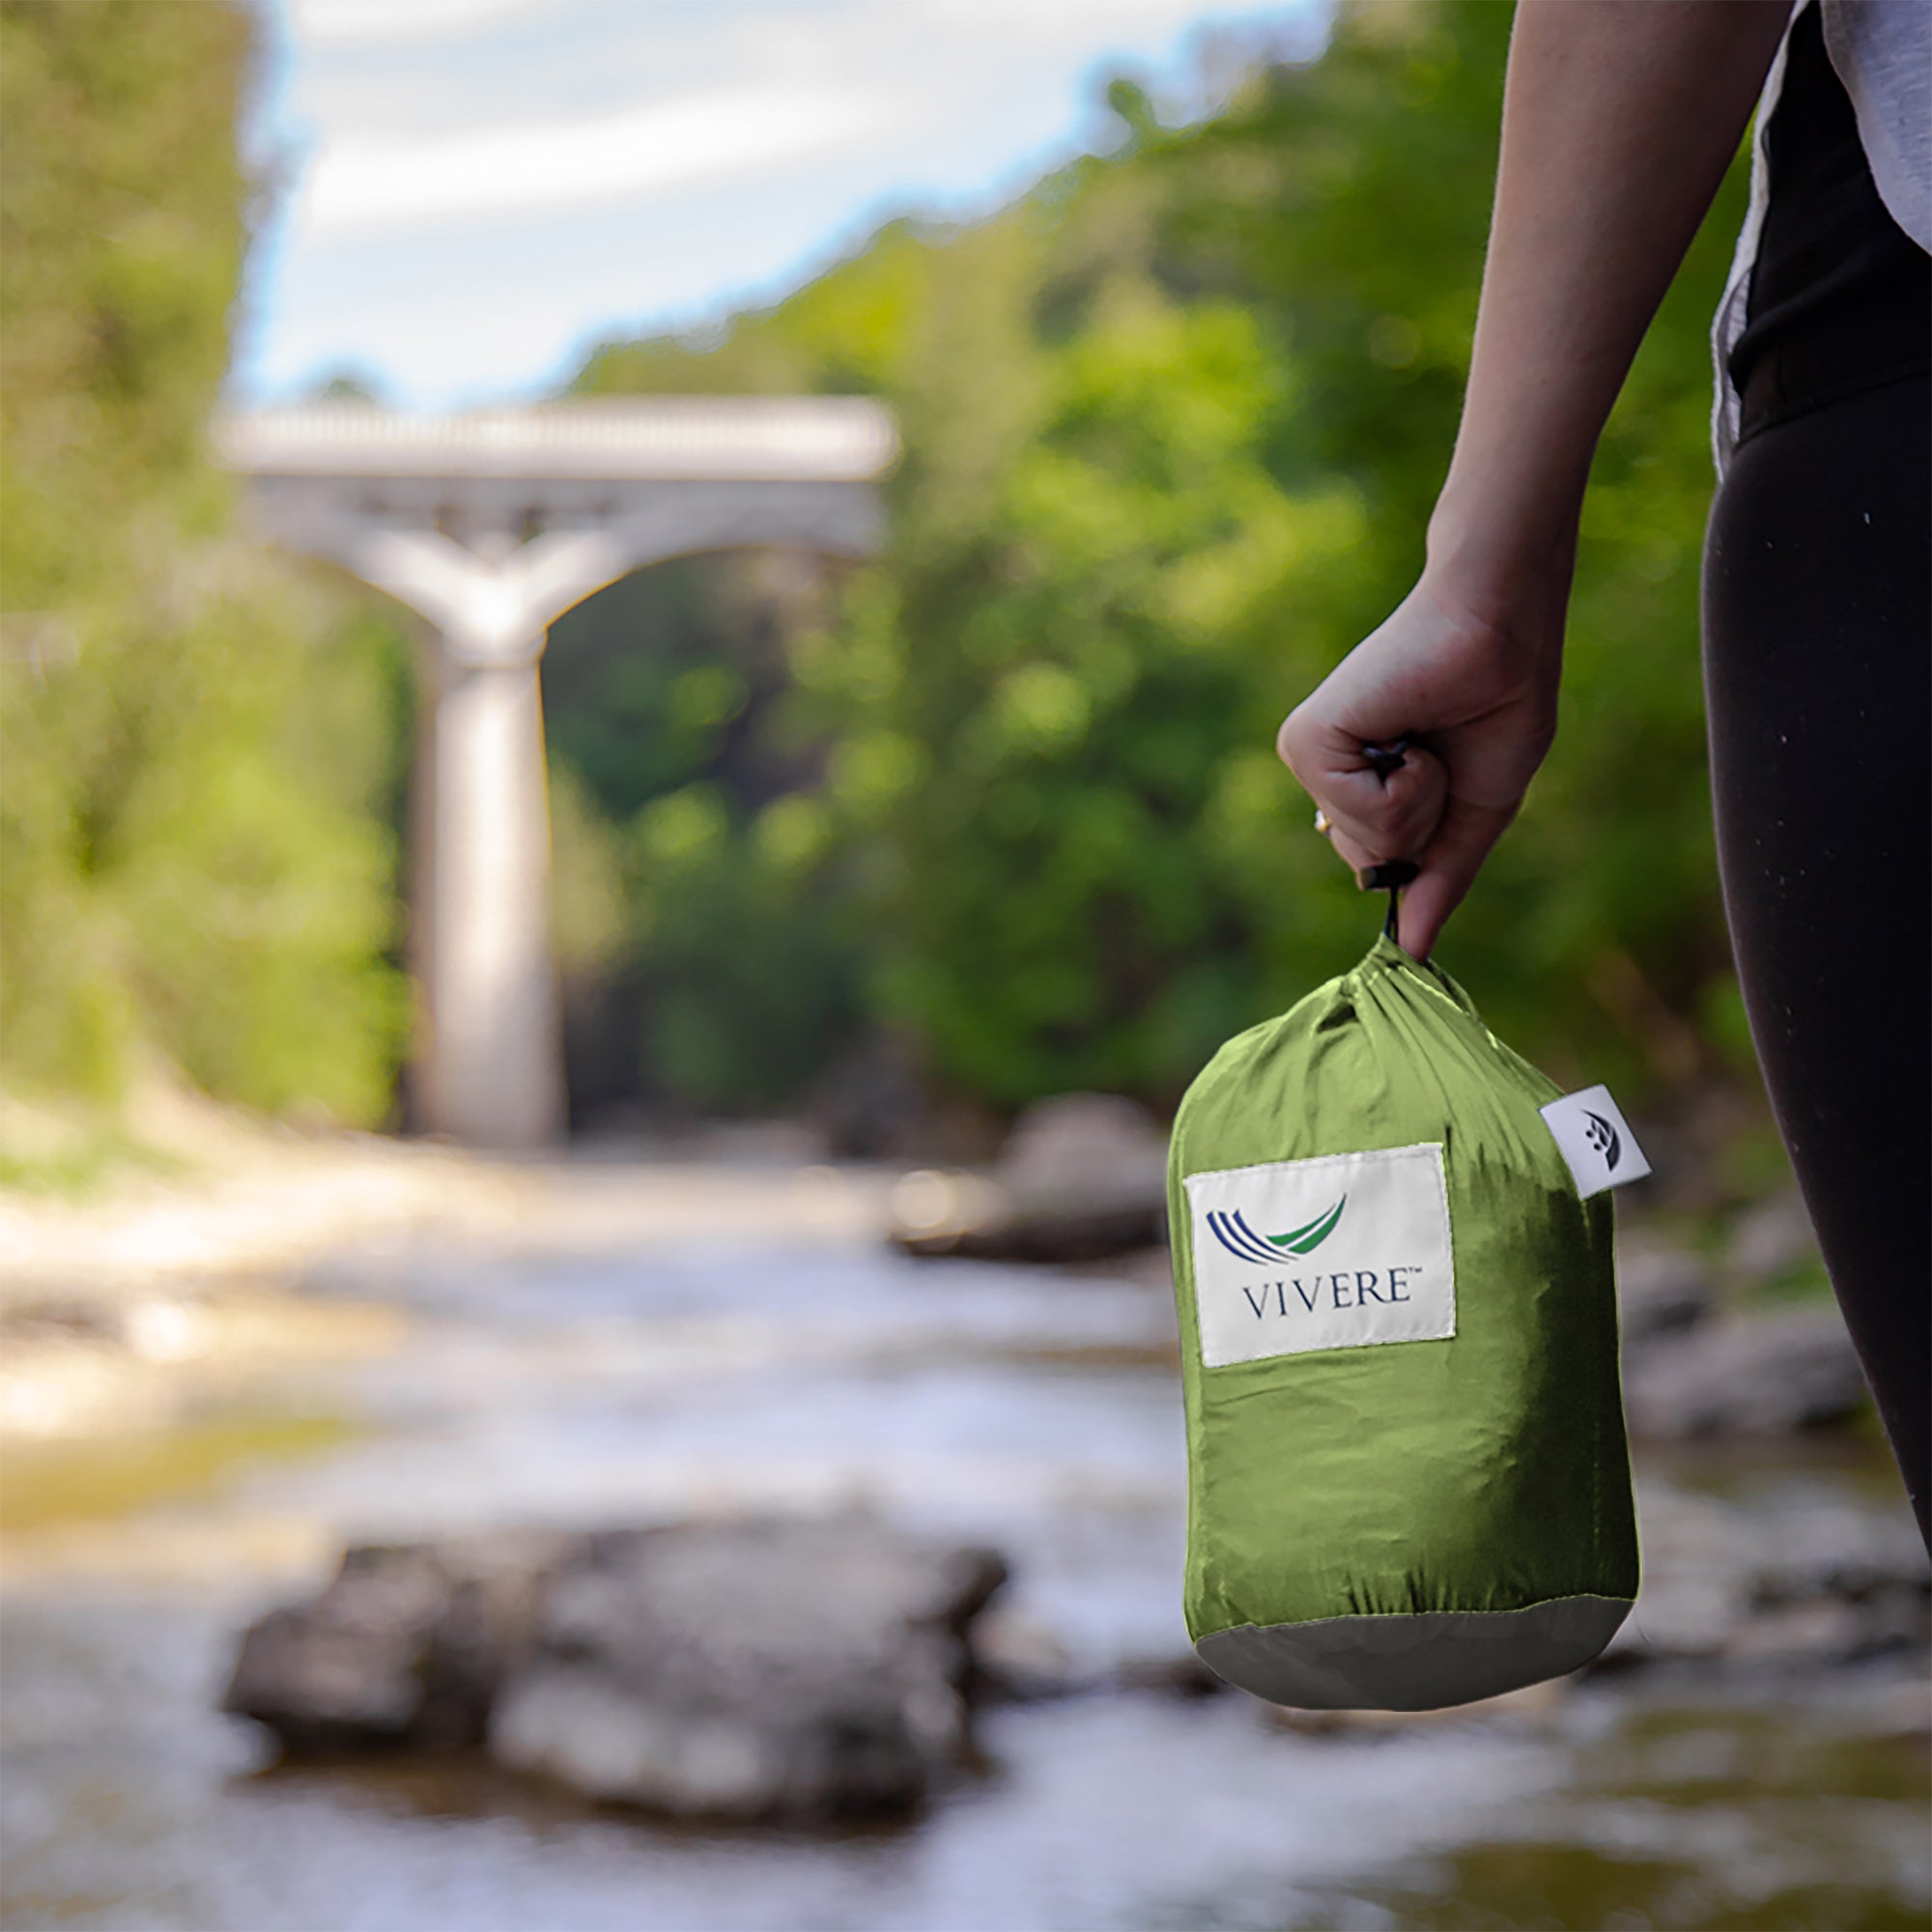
220 400 897 1146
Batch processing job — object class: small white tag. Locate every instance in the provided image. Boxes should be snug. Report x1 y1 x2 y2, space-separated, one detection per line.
1183 1143 1455 1369
1540 1085 1651 1198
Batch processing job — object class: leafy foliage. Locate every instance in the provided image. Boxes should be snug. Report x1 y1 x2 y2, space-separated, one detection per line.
544 554 867 1115
567 0 1751 1113
1 0 1758 1133
0 0 408 1121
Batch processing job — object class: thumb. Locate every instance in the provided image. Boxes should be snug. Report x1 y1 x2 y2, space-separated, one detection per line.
1391 796 1516 959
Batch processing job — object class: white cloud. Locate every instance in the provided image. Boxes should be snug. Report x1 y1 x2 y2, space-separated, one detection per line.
243 0 1323 406
291 0 556 46
302 79 888 235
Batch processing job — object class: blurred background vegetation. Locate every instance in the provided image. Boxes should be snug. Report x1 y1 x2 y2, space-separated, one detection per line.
1 0 1756 1148
0 0 410 1130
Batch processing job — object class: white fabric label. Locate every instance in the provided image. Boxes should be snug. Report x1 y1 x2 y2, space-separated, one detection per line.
1540 1085 1651 1198
1183 1143 1455 1369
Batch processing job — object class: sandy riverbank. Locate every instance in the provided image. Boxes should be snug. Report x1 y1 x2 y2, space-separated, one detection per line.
0 1089 902 1442
1 1084 539 1303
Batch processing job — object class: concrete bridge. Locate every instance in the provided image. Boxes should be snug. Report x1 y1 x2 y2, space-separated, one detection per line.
219 399 897 1148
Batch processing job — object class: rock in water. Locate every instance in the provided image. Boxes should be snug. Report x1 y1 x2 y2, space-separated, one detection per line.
224 1518 1007 1825
996 1094 1170 1199
491 1520 1006 1822
891 1093 1170 1261
1615 1242 1714 1350
1623 1307 1867 1439
1727 1187 1822 1284
223 1529 571 1751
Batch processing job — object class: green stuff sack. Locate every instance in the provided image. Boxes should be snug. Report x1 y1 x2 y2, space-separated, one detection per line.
1166 931 1640 1710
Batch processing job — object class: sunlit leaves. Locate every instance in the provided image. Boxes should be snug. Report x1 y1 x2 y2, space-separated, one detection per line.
561 0 1757 1115
1 2 411 1122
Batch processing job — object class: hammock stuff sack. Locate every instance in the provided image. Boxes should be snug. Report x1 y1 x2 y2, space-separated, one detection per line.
1166 920 1644 1711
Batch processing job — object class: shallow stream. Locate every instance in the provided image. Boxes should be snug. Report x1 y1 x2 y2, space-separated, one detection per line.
2 1168 1925 1930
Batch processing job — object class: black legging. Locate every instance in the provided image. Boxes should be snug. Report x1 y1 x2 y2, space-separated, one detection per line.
1703 368 1931 1547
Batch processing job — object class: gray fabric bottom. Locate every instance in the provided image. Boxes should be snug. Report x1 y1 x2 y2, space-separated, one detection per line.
1195 1594 1633 1711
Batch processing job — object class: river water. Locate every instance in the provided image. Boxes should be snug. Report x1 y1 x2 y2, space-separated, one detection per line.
2 1161 1926 1931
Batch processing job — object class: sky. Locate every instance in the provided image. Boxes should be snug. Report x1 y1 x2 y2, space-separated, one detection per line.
239 0 1324 412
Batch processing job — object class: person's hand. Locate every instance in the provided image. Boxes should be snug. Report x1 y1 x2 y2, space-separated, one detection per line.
1276 568 1567 959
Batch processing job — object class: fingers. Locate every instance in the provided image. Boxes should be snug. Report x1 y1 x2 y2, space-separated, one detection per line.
1322 819 1379 879
1276 582 1556 957
1390 795 1517 959
1336 742 1447 862
1279 711 1450 867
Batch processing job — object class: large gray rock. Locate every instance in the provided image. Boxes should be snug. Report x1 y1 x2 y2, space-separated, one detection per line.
891 1094 1169 1262
491 1520 1006 1822
1623 1307 1867 1439
225 1517 1007 1825
1595 1477 1928 1676
997 1094 1170 1198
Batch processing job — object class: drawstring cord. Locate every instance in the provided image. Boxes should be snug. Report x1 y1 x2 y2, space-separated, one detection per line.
1356 737 1420 943
1365 860 1419 939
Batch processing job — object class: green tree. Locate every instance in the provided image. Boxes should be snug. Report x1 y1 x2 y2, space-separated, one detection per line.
566 0 1753 1116
543 552 868 1116
0 0 408 1122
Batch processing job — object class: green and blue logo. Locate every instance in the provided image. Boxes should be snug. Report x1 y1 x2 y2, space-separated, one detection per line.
1208 1193 1347 1265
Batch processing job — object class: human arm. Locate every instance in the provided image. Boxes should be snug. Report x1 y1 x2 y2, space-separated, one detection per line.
1276 0 1793 957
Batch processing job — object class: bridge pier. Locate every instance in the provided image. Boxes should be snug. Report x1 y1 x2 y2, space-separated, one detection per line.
412 633 563 1148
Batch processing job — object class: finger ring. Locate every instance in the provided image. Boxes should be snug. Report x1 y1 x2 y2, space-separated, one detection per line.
1314 809 1333 837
